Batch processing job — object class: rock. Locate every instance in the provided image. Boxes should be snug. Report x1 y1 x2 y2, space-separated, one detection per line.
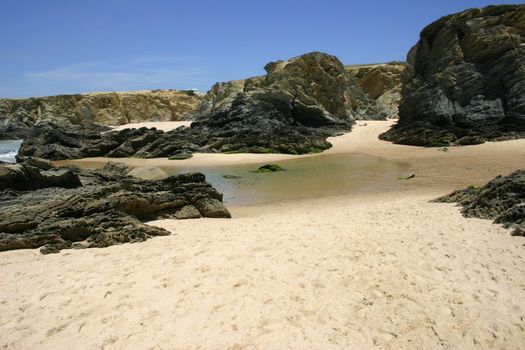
455 135 485 146
222 174 242 179
174 205 201 219
128 166 169 180
434 169 525 235
0 89 203 139
345 62 406 119
14 156 53 170
168 151 193 160
0 161 82 191
256 164 285 172
0 160 230 254
101 161 132 177
380 5 525 146
17 52 400 160
195 198 231 218
397 174 416 180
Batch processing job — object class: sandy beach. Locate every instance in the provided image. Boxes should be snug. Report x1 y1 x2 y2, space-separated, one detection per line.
2 121 525 349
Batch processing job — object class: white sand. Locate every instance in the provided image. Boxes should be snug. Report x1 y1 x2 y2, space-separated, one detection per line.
112 121 192 132
2 121 525 349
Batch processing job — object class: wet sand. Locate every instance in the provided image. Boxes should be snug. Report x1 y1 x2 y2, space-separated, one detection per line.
2 121 525 349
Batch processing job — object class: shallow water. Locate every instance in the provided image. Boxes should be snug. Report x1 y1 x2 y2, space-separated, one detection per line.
64 154 410 206
0 140 23 163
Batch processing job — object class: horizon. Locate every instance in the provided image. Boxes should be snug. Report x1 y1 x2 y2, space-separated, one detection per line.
0 0 522 98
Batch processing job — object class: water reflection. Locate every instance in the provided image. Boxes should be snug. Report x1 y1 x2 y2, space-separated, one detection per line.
160 154 409 206
58 153 409 207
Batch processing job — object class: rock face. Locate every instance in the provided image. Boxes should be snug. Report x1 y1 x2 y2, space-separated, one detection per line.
199 52 354 123
19 52 392 159
0 159 230 254
434 169 525 235
380 5 525 146
0 89 203 140
345 62 406 118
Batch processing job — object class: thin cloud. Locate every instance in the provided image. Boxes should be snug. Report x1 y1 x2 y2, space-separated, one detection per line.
127 54 197 66
23 57 206 92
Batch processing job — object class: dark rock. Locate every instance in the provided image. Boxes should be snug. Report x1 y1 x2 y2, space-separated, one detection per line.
169 151 193 160
380 5 525 146
17 52 367 160
0 160 230 254
0 161 82 191
434 169 525 235
456 135 486 146
174 205 201 219
256 164 285 172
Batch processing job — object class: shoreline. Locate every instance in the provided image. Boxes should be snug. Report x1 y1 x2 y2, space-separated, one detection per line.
58 120 525 196
2 120 525 349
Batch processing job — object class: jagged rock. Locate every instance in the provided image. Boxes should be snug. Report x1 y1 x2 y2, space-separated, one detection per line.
0 159 230 254
345 62 406 118
17 52 399 160
15 53 352 159
0 162 81 191
381 5 525 146
434 169 525 235
0 89 203 140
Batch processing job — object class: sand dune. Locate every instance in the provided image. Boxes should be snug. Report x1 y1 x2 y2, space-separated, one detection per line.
2 122 525 349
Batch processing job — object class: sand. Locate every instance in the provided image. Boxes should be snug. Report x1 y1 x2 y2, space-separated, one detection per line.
1 121 525 349
111 121 192 132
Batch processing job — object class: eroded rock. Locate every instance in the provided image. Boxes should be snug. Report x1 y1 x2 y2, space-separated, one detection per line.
345 62 406 119
434 169 525 235
380 5 525 146
17 52 406 160
0 89 202 140
0 159 230 254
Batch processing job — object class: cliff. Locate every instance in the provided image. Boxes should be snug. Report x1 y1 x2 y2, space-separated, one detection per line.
0 89 203 139
345 62 406 118
380 5 525 146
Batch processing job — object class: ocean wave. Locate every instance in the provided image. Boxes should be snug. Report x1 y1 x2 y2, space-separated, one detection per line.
0 150 18 163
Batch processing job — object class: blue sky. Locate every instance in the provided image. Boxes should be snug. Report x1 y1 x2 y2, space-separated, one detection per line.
0 0 522 98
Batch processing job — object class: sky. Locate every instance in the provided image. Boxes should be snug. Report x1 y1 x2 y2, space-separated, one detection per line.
0 0 522 98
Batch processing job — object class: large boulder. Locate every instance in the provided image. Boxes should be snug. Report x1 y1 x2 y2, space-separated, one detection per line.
0 89 203 140
380 5 525 146
187 52 387 153
0 159 230 254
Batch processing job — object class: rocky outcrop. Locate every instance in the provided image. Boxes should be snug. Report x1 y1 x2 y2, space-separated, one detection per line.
380 5 525 146
434 169 525 236
20 52 392 159
0 89 203 140
345 62 406 118
0 159 230 254
197 52 356 125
